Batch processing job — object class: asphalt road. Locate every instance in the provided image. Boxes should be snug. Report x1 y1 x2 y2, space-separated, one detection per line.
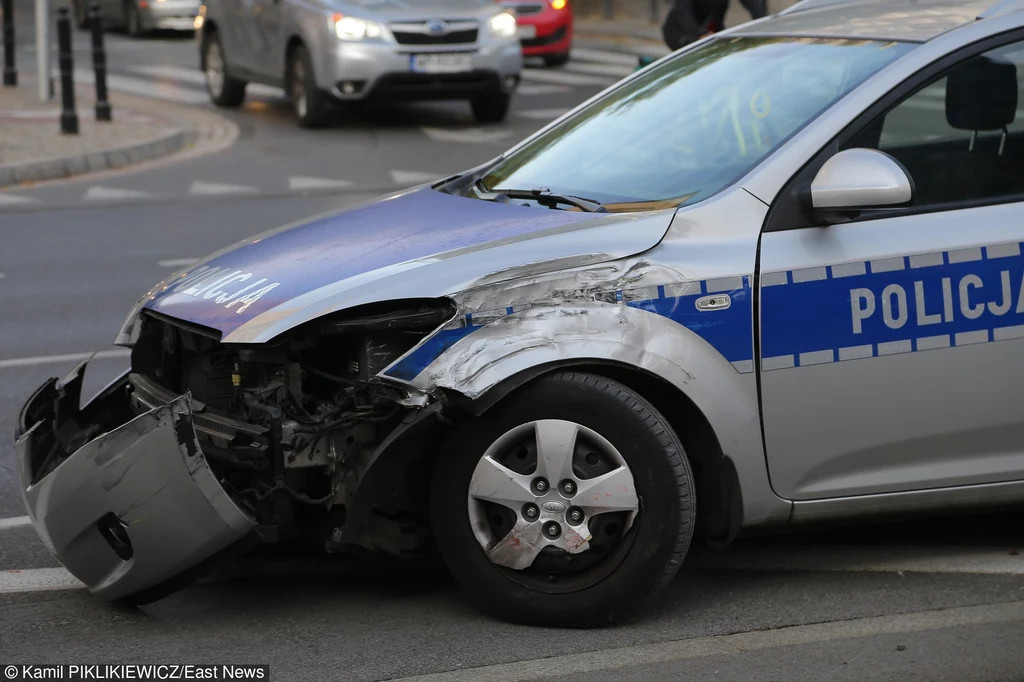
2 5 1024 681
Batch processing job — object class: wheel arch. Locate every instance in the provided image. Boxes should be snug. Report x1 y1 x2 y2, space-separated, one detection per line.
283 34 306 92
448 359 745 547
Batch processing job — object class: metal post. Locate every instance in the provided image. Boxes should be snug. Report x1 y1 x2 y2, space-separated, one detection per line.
89 2 110 120
56 7 77 134
36 0 52 101
2 0 16 86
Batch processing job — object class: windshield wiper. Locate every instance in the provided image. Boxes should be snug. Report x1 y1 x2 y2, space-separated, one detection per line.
482 186 608 213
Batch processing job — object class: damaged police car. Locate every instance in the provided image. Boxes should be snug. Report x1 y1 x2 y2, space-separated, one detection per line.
15 0 1024 627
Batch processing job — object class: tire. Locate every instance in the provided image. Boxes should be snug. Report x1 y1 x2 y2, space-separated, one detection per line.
203 31 246 107
470 92 511 123
288 44 329 128
124 1 145 37
430 372 695 627
543 52 570 67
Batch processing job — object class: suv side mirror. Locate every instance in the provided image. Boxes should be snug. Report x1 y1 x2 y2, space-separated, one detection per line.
809 148 914 216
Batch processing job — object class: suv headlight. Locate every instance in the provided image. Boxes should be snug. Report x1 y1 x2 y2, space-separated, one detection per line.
331 13 384 40
487 12 517 38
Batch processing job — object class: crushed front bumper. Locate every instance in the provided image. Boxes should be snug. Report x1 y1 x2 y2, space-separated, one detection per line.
14 359 256 603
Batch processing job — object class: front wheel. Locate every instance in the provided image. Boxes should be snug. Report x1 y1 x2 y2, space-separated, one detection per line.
124 1 145 37
203 32 246 107
288 45 330 128
73 0 89 29
430 372 695 627
470 92 511 123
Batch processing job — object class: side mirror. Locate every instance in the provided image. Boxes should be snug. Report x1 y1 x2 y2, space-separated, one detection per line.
809 148 914 215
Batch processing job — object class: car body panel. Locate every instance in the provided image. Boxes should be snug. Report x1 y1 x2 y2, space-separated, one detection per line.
15 362 255 601
199 0 522 100
734 0 990 42
499 0 572 58
138 187 677 343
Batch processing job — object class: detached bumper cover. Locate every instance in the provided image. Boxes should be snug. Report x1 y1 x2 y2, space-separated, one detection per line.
14 360 255 602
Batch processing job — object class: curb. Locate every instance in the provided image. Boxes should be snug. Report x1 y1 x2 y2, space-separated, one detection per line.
0 127 196 188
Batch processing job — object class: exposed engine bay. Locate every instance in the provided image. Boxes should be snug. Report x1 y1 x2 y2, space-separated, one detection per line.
126 300 458 556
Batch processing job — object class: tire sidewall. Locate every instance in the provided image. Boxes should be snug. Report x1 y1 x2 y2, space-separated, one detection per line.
431 373 692 626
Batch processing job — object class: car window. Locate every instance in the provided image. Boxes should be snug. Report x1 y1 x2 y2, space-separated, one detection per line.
476 37 915 212
845 40 1024 207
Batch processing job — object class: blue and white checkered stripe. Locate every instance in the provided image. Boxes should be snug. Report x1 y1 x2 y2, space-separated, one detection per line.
759 240 1024 371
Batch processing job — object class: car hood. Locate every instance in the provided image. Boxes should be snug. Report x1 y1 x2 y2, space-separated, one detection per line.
140 187 676 344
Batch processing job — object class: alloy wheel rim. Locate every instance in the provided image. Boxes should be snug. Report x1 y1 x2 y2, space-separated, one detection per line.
205 42 224 97
293 59 307 119
467 419 639 573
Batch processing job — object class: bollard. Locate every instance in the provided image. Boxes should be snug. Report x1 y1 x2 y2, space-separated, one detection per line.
88 2 111 121
57 7 78 134
2 0 15 86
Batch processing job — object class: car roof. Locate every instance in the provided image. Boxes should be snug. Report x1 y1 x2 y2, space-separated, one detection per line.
730 0 1023 43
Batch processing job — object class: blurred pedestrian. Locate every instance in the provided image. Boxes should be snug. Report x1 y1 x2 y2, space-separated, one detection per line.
661 0 767 52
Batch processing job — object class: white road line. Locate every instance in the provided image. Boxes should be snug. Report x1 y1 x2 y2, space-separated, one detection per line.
390 601 1024 682
517 84 571 96
421 127 515 144
189 181 260 196
126 65 284 99
0 193 38 206
83 186 154 201
570 47 642 66
288 176 354 191
517 107 572 120
521 67 615 86
0 349 131 370
390 170 443 185
561 61 632 78
158 258 199 268
0 567 84 594
0 516 31 530
685 545 1024 575
74 69 210 106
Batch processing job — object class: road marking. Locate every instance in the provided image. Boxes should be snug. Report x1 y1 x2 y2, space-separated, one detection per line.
0 516 31 530
0 567 84 594
421 127 516 144
390 170 443 185
570 47 642 66
390 601 1024 682
517 107 572 120
74 69 210 105
0 193 38 206
517 84 571 96
189 181 259 196
521 67 616 86
158 258 199 268
0 349 132 370
126 65 284 99
561 61 632 78
288 176 354 191
83 186 154 201
685 544 1024 575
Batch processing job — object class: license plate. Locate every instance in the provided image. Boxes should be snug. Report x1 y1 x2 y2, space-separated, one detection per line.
517 24 536 39
410 53 473 74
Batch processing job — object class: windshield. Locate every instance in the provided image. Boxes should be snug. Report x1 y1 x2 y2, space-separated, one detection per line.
478 37 915 211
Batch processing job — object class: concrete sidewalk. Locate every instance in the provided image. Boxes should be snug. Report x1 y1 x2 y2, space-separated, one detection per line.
0 81 237 189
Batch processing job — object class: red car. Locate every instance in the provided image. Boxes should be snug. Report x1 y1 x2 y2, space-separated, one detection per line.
499 0 573 67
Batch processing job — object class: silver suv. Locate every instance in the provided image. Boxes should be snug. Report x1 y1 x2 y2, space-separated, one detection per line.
196 0 523 127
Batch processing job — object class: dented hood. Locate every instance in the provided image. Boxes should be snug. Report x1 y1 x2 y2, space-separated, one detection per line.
141 188 675 344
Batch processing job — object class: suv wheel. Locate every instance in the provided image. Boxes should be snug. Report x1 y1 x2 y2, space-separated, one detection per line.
124 0 145 37
470 92 511 123
288 44 329 128
73 0 89 29
203 32 247 107
431 372 695 627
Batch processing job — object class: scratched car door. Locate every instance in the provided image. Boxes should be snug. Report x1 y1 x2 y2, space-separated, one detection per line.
757 38 1024 501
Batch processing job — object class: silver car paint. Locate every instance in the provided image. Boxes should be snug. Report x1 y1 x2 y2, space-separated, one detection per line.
110 3 1024 539
201 0 521 98
15 362 255 600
